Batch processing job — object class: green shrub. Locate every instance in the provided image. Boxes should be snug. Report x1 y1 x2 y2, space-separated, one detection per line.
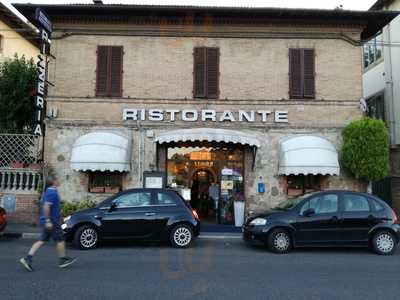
342 117 390 182
61 200 97 216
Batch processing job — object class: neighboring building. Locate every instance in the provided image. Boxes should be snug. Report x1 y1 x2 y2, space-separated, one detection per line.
0 2 39 60
16 3 396 224
364 0 400 213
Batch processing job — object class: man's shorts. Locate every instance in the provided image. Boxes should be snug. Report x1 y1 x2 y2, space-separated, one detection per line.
39 223 64 242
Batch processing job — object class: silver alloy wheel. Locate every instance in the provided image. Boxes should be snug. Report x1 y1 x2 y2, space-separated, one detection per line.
173 227 192 247
376 233 395 253
80 228 98 249
274 232 290 251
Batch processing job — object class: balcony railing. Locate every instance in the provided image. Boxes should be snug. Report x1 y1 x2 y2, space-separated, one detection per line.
0 168 42 193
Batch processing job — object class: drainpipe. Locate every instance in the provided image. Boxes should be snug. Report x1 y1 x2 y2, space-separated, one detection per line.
384 24 397 146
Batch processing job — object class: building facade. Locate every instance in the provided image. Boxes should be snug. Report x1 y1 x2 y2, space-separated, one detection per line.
364 0 400 213
0 2 39 60
16 4 396 224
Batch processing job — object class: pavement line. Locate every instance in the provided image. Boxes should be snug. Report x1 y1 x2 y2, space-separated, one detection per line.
199 235 242 239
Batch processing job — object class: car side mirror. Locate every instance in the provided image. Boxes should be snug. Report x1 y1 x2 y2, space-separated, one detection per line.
109 202 117 212
303 208 315 217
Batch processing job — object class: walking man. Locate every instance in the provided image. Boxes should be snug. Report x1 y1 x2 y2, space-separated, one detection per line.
19 175 76 271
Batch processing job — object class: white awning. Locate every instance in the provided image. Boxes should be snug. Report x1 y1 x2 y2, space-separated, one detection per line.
155 128 260 147
70 132 131 172
278 136 340 176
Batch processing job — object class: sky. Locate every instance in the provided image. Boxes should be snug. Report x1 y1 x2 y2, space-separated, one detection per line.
8 0 377 11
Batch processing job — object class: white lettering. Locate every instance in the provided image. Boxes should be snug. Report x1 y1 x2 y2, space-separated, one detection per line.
36 110 41 122
275 111 289 123
166 109 179 121
201 110 216 122
182 110 198 122
41 29 49 43
149 109 164 121
37 81 45 95
238 110 255 122
33 124 42 136
123 109 137 121
257 110 271 122
36 96 44 109
219 111 236 122
38 66 46 82
140 109 145 121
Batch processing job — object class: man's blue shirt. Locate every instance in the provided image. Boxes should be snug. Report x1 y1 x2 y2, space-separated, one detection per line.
39 187 61 224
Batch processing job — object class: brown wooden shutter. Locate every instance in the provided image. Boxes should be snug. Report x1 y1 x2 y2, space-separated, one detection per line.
289 48 303 99
303 49 315 99
206 48 219 99
109 46 123 97
193 47 206 98
96 46 109 96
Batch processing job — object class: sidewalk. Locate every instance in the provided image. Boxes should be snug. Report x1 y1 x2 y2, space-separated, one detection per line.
2 223 41 239
1 223 243 239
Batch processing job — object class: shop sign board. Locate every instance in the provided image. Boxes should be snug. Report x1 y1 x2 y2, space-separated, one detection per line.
123 108 288 123
33 9 52 136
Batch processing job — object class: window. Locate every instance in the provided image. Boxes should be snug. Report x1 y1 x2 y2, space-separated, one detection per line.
114 192 152 208
289 48 315 99
371 199 384 212
193 47 219 99
89 172 122 193
287 175 321 197
0 35 3 53
157 192 178 205
96 46 123 97
363 36 383 69
300 194 338 215
343 194 370 212
367 93 385 121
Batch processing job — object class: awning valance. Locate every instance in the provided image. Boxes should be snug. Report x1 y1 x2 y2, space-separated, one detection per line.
70 132 131 172
155 128 260 147
278 136 340 176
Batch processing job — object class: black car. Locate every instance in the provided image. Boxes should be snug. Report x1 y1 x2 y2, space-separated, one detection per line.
62 188 200 249
243 191 400 255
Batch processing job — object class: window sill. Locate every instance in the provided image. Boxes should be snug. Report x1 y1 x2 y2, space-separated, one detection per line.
363 57 384 73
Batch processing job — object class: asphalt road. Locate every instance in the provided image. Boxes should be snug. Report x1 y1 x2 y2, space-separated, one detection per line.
0 237 399 300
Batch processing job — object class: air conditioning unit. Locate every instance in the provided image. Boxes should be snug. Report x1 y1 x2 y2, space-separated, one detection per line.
47 107 58 118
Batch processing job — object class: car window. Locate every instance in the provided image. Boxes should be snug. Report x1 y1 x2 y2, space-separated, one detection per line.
300 194 338 215
343 194 370 212
371 199 384 211
114 192 152 208
157 192 178 205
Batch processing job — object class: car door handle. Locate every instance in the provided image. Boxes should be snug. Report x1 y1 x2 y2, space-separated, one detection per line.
145 212 156 216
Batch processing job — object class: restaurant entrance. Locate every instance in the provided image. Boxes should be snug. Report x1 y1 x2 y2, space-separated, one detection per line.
166 143 245 225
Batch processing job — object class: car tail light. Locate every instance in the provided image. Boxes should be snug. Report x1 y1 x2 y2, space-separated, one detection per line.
192 209 199 220
392 209 400 224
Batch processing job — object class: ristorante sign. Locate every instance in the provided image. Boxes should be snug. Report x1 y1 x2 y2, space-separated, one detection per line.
33 8 52 136
123 109 288 123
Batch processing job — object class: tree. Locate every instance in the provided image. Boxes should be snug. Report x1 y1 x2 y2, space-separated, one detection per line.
0 55 37 133
342 117 390 182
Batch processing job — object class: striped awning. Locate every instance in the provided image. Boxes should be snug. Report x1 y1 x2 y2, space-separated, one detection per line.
155 128 260 147
278 136 340 176
70 132 131 172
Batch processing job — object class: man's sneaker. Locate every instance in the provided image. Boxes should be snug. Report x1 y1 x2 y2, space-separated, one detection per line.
19 257 33 272
59 256 77 269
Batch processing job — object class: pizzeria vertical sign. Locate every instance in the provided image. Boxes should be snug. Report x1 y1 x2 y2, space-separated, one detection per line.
33 8 52 136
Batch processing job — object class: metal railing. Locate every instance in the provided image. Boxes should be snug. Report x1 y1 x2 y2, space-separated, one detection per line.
0 168 42 192
0 134 41 168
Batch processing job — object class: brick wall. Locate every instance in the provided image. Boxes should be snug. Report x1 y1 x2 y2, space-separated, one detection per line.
0 193 40 225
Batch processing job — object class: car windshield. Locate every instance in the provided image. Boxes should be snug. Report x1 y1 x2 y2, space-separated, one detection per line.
274 193 315 210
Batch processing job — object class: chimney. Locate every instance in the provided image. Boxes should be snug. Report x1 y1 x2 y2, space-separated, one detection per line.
93 0 103 4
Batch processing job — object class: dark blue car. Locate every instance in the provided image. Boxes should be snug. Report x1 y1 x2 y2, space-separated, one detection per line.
62 188 200 249
243 191 400 255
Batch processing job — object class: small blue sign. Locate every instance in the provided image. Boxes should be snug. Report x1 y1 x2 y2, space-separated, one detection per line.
1 195 17 213
258 182 265 194
35 8 53 33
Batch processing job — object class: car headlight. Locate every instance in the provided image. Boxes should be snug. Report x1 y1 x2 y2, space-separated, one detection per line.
249 218 267 226
63 215 71 222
